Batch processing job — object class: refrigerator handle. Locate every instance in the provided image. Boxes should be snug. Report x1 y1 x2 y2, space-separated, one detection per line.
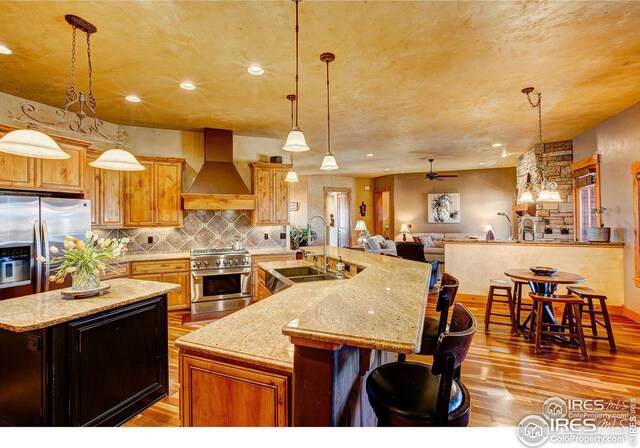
42 220 51 292
34 220 42 293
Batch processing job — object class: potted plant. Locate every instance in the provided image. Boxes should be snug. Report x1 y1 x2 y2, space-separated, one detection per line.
38 231 129 293
587 207 611 242
290 224 318 249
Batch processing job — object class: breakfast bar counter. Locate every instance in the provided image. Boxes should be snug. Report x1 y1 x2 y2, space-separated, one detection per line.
175 247 432 427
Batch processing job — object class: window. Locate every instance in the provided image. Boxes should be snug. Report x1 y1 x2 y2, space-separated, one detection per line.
633 161 640 287
571 155 601 242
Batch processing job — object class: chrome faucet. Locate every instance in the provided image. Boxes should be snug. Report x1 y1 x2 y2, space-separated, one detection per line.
303 214 328 273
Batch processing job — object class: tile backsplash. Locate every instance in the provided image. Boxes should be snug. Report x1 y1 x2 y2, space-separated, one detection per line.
93 210 288 253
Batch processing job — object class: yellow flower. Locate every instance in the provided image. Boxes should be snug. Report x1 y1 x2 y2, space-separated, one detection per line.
76 240 86 250
49 276 55 281
92 269 99 275
49 246 58 254
97 238 105 246
63 240 72 250
36 255 46 262
66 267 77 273
56 278 64 284
65 235 74 241
85 230 93 239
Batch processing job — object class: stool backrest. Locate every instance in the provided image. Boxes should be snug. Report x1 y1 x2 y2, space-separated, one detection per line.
432 303 477 374
435 273 460 335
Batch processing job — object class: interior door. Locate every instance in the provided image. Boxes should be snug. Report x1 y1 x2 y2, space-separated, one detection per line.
336 192 350 247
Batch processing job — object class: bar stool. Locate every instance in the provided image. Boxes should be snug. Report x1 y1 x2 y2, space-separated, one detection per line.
512 279 532 329
528 293 588 362
484 279 518 335
566 286 616 351
366 304 477 426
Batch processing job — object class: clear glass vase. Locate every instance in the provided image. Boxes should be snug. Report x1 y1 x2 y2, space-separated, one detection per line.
71 269 100 291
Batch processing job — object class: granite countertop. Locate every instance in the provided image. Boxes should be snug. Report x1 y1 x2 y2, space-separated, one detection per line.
118 247 297 263
444 240 624 247
0 278 180 332
176 247 431 371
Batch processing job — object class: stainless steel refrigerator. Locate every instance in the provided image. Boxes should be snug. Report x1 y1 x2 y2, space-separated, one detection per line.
0 195 91 300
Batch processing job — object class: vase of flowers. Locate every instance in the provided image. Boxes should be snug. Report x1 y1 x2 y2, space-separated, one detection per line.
587 207 611 242
37 231 129 293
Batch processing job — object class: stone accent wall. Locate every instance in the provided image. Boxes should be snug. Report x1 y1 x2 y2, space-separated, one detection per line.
516 140 574 241
93 210 287 253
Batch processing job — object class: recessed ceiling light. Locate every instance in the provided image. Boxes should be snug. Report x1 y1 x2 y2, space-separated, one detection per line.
384 168 390 171
125 95 141 103
247 64 264 75
479 162 487 166
492 143 502 147
366 153 374 157
0 45 12 55
179 81 196 90
501 149 508 158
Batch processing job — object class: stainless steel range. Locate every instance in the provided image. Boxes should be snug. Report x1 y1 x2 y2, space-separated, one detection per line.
190 248 252 314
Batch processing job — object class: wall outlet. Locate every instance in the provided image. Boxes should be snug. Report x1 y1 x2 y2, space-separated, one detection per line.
264 233 269 240
147 236 154 244
280 232 286 240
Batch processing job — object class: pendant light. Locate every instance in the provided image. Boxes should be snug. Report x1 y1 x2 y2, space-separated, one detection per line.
0 128 69 159
319 52 338 171
282 0 309 152
284 94 299 182
89 147 146 171
517 87 562 203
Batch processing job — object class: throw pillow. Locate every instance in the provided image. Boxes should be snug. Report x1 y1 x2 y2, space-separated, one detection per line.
413 236 424 245
379 240 389 249
367 237 381 250
422 236 436 248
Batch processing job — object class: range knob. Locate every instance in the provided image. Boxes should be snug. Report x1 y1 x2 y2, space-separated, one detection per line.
204 260 209 267
223 260 229 266
196 261 201 267
216 260 221 266
233 259 239 266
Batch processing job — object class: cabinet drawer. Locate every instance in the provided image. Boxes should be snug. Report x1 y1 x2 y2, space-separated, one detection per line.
130 259 190 275
100 263 130 280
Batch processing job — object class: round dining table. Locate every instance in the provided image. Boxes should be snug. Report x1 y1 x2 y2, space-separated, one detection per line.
504 268 585 330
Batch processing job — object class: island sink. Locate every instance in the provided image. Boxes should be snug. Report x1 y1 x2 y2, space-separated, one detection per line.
274 266 337 283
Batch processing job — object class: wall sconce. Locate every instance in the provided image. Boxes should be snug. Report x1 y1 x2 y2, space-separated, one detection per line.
359 201 366 216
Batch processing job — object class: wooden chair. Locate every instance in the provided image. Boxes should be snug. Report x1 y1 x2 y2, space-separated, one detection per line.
366 303 477 426
484 279 518 334
528 293 588 362
566 286 616 351
512 279 532 329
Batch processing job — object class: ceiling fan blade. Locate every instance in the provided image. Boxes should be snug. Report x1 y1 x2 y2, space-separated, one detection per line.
437 174 459 178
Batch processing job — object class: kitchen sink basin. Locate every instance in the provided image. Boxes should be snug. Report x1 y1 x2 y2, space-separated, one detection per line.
289 273 337 283
274 266 325 277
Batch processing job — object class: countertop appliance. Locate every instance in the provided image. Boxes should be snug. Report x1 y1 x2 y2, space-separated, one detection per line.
190 247 252 314
0 195 91 300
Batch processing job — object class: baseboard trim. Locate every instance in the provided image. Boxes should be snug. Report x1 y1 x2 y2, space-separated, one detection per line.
621 306 640 324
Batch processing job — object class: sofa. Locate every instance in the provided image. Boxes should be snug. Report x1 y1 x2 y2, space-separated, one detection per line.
364 235 397 256
410 232 472 263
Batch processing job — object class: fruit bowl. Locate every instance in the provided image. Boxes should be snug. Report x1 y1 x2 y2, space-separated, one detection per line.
529 266 558 276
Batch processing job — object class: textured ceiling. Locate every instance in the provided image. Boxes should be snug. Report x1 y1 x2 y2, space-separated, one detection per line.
1 1 640 177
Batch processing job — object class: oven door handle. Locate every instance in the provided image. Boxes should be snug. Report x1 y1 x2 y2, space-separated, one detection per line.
191 267 251 278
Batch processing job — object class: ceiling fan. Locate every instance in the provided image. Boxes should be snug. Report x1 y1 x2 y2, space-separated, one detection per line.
425 159 458 181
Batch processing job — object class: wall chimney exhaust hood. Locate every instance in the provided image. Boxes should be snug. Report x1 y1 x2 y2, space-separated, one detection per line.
182 128 256 210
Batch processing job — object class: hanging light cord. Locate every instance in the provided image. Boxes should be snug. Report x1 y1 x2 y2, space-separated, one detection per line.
290 96 295 165
294 0 300 128
326 58 331 155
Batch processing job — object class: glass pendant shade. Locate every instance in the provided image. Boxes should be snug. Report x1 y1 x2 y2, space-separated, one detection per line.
89 149 146 171
320 153 339 170
536 189 554 202
517 190 535 204
283 126 309 152
284 169 299 183
548 190 562 202
0 129 70 159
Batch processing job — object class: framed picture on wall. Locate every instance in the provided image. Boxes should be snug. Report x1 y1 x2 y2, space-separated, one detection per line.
428 193 461 223
289 202 299 211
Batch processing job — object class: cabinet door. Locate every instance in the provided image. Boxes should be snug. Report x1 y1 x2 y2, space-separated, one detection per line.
162 271 190 311
131 273 163 282
154 161 182 227
272 169 290 224
124 159 155 227
84 152 101 226
36 144 84 193
100 168 124 227
180 355 288 427
0 151 36 189
254 168 273 225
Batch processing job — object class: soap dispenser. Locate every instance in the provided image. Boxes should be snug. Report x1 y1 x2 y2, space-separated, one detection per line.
336 257 346 279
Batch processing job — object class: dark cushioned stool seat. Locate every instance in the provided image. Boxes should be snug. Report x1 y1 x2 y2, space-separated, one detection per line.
367 361 464 422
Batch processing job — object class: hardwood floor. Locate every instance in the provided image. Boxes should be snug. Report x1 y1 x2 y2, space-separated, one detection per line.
123 293 640 427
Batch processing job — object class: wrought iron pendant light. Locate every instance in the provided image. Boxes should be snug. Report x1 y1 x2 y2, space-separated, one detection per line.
284 94 300 182
319 53 338 170
282 0 310 152
6 15 144 170
517 87 561 203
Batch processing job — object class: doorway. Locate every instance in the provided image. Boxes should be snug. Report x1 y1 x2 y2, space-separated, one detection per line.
324 188 351 247
374 187 392 239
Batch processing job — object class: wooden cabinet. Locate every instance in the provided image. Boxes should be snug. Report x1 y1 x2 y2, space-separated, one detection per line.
250 163 291 226
130 259 191 311
180 353 289 427
251 253 297 302
124 158 184 227
0 124 87 193
85 150 125 228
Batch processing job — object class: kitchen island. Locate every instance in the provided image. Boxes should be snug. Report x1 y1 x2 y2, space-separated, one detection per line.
0 278 180 427
175 247 432 427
